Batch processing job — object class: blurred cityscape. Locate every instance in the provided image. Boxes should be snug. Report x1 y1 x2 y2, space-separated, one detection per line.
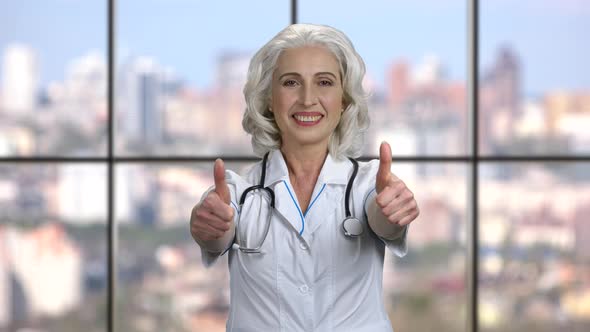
1 39 590 331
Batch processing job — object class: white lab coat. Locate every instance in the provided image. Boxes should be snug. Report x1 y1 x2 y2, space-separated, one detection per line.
199 150 409 332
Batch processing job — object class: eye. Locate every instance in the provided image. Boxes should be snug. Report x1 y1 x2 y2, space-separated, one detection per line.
282 79 298 87
318 79 334 87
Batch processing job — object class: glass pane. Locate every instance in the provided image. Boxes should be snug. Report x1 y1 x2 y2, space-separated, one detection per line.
386 162 468 332
0 164 107 332
479 163 590 331
116 161 467 332
300 0 468 157
0 1 107 157
480 1 590 156
115 162 253 332
116 0 289 157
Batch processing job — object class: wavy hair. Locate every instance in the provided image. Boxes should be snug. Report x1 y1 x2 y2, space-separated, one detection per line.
242 23 370 160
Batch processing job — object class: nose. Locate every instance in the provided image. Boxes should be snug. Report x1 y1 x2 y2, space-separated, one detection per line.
300 84 318 107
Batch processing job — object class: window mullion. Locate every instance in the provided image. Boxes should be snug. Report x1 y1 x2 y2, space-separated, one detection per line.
467 1 479 332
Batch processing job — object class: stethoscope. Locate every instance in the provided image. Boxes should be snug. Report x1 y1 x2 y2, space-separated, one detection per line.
232 151 363 253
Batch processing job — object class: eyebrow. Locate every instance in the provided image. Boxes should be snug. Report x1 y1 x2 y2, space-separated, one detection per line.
278 71 338 81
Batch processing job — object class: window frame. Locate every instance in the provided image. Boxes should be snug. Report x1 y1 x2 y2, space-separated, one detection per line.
1 1 589 331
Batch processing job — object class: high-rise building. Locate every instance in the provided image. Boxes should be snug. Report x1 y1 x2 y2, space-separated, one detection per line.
486 47 521 116
63 52 107 126
216 51 250 92
64 52 106 104
1 44 39 114
120 57 164 146
479 46 522 153
387 60 410 109
212 51 252 152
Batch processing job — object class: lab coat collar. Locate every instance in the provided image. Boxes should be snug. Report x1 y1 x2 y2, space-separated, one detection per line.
263 149 351 187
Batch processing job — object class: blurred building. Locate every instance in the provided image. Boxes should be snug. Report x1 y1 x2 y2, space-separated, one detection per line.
163 91 214 152
387 61 410 110
484 47 521 116
514 101 546 138
0 125 35 155
61 52 107 130
412 55 446 87
211 51 252 153
574 203 590 260
215 51 249 92
408 197 458 248
0 226 8 326
479 46 522 154
544 91 590 153
0 223 82 328
1 44 39 114
544 91 590 131
515 204 574 250
57 164 106 224
132 167 160 226
63 53 106 105
380 55 466 177
158 168 211 227
119 57 165 147
114 166 132 223
371 126 419 185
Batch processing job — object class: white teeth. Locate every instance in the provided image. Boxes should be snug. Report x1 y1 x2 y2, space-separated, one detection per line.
294 115 322 122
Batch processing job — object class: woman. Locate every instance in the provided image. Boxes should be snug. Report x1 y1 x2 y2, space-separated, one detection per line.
190 23 419 332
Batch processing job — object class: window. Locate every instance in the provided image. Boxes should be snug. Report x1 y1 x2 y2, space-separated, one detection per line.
300 1 469 330
1 1 588 331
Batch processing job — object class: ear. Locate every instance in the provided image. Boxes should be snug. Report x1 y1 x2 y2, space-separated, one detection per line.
343 89 352 109
266 93 274 113
267 97 273 113
342 98 350 112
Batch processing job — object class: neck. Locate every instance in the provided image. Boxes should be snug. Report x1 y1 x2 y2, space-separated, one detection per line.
280 144 328 182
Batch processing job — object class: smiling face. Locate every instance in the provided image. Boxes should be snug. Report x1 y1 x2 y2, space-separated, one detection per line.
269 46 346 153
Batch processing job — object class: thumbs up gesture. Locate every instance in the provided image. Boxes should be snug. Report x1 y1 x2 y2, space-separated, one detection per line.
374 142 419 227
190 159 235 242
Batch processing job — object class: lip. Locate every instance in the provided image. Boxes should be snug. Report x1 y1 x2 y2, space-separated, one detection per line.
291 112 324 127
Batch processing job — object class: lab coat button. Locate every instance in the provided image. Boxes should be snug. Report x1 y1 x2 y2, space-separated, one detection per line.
299 284 309 294
299 242 308 250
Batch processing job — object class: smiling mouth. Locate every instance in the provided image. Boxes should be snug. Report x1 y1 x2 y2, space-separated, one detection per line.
292 114 323 123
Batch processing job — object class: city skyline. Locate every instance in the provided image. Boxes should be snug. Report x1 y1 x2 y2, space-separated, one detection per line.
1 0 589 96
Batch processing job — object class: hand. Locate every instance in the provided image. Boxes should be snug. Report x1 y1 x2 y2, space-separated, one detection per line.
375 142 419 227
190 159 235 242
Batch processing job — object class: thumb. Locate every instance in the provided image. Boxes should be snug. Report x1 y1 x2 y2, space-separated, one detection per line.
214 158 231 204
376 141 392 193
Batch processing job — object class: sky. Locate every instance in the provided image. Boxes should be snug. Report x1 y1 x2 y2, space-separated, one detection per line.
0 0 589 97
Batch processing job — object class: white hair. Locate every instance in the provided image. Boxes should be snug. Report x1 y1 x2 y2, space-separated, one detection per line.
242 23 370 160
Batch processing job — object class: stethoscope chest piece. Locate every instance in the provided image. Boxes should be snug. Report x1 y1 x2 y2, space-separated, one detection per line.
342 216 363 237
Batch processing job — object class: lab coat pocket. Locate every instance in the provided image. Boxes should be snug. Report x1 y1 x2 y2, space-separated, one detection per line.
233 191 275 280
333 193 374 271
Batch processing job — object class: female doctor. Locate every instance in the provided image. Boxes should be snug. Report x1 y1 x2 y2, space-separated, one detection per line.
190 24 420 332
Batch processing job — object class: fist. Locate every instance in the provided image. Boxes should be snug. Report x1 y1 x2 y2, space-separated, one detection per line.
190 159 235 242
375 142 419 226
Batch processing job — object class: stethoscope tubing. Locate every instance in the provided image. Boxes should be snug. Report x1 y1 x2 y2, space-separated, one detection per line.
233 151 362 253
